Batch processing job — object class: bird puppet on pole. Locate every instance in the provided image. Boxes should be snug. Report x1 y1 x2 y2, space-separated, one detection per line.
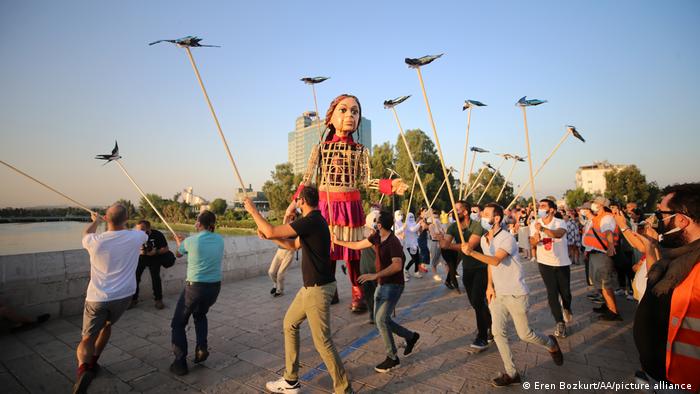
459 100 487 200
496 154 526 203
516 96 547 211
149 36 247 194
405 53 465 243
507 125 585 209
95 141 178 239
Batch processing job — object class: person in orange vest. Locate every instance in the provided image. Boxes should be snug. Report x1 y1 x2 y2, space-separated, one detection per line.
582 196 622 321
633 183 700 392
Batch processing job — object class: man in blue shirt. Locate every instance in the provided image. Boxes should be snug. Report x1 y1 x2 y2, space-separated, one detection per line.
169 210 224 376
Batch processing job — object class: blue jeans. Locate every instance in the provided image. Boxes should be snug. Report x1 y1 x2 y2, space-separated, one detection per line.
374 284 414 359
170 282 220 361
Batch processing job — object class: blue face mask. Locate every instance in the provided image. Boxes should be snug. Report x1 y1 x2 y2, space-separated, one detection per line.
537 209 548 218
481 217 494 231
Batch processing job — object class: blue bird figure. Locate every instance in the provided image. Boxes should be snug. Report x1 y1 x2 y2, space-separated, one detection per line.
463 100 487 110
566 125 586 142
516 96 547 107
383 95 411 109
300 76 329 85
470 146 489 153
405 54 443 68
148 36 220 48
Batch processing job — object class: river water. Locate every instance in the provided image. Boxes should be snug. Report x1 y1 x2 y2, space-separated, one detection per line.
0 221 107 255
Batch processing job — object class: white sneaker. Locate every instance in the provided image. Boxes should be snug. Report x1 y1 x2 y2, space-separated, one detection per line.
412 272 423 278
563 309 573 323
265 377 301 393
404 271 411 281
433 274 442 282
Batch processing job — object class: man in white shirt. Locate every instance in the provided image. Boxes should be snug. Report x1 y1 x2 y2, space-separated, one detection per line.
73 204 147 394
460 203 563 387
529 199 573 338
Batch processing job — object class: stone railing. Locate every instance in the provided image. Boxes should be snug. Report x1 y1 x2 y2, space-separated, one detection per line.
0 236 287 317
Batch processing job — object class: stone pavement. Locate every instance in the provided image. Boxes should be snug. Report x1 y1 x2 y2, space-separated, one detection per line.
0 259 642 393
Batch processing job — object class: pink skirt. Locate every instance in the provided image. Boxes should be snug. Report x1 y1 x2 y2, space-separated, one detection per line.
319 190 364 261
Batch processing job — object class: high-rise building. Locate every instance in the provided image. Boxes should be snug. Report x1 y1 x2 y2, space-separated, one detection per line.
575 161 629 194
288 111 372 175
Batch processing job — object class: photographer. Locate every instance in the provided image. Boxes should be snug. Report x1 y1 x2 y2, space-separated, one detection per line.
131 220 175 310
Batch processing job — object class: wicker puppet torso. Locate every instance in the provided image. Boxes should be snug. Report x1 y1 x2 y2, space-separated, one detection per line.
304 141 370 261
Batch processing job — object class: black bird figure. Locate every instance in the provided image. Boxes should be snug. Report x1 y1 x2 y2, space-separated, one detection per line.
148 36 220 48
463 100 487 110
470 146 489 153
516 96 547 107
512 155 527 162
95 141 121 165
566 125 586 142
405 54 443 68
300 76 329 84
383 95 411 109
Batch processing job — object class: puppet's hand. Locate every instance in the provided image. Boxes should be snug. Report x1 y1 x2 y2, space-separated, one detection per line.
392 178 409 195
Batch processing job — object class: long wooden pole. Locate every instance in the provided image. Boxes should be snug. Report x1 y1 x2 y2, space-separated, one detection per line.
463 150 478 201
114 160 177 239
428 178 447 209
521 107 538 211
406 172 417 217
391 107 430 207
496 159 518 203
507 131 570 209
307 83 334 237
465 165 488 198
458 107 472 200
1 160 97 215
415 68 464 243
184 47 246 192
477 158 507 204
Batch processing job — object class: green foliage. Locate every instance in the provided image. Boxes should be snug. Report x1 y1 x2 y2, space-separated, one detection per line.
364 141 395 209
262 163 303 217
564 187 592 209
462 164 515 207
138 194 168 221
115 199 136 219
209 198 227 215
604 165 660 211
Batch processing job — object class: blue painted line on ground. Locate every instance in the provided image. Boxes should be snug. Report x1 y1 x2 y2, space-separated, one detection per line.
301 286 445 381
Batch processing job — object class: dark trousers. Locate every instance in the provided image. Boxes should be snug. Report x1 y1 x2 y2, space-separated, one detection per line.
134 256 162 301
584 252 593 286
614 251 635 290
362 280 377 322
444 254 460 289
462 267 491 341
405 249 420 273
537 263 572 323
171 282 220 361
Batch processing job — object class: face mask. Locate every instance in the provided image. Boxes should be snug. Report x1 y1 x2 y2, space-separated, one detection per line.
470 212 479 221
537 209 548 218
481 217 494 231
295 208 302 215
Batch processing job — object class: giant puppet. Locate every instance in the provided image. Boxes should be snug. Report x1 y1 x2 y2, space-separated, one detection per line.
291 94 408 312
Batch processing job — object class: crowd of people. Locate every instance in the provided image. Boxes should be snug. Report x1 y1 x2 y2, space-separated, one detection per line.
59 89 699 394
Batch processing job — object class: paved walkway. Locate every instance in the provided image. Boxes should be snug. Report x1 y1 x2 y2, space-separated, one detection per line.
0 259 642 393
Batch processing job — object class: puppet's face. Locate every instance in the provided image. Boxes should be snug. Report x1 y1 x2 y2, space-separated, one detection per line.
330 97 360 137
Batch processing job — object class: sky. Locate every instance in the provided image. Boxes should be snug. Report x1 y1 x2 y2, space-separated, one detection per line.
1 0 699 208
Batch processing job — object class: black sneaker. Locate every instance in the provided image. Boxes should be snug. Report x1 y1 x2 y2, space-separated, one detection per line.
404 333 420 356
169 359 189 376
548 335 564 366
194 346 209 364
492 372 521 387
273 291 283 298
374 356 400 373
71 369 95 394
444 280 454 289
598 311 623 321
469 338 489 353
270 287 277 295
593 304 609 314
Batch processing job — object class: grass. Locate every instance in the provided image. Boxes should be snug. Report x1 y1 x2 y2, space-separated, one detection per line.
148 222 256 237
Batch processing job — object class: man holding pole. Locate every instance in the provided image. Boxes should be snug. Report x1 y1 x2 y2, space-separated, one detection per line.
244 187 352 394
73 204 147 394
439 200 490 351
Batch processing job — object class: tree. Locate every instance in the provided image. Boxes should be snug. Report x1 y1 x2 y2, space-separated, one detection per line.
394 129 450 213
138 194 167 221
262 163 303 216
463 167 515 207
604 165 659 211
564 188 592 210
209 198 227 215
